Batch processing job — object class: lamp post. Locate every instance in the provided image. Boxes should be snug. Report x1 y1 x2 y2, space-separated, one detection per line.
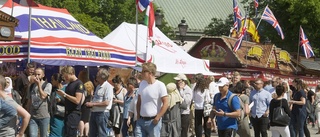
155 9 163 27
175 18 188 46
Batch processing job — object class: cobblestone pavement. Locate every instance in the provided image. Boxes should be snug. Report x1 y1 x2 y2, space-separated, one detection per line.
188 123 319 137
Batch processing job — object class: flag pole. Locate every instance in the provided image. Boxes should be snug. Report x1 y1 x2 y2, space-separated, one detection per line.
256 5 267 30
296 26 301 69
27 6 32 63
10 0 14 16
145 28 149 62
135 4 139 65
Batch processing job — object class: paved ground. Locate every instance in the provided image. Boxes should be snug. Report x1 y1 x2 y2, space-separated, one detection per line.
188 123 319 137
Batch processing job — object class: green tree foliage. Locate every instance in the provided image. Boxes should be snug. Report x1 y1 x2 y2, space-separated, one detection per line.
204 14 233 36
34 0 173 39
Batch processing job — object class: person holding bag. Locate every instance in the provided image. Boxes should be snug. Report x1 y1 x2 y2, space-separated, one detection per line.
269 85 291 137
193 76 211 137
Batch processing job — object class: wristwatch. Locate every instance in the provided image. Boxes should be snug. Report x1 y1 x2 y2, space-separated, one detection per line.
224 112 226 117
63 94 67 98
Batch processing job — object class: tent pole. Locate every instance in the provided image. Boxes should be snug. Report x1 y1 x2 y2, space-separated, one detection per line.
135 4 138 65
27 6 32 63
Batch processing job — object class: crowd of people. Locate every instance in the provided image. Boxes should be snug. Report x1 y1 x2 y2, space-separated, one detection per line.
0 62 320 137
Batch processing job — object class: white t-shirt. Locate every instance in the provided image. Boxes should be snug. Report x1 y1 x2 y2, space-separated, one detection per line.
92 80 114 112
209 81 219 102
128 95 138 121
193 89 210 110
138 80 167 117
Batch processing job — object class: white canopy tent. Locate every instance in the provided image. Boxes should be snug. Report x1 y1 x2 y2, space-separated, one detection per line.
103 22 219 75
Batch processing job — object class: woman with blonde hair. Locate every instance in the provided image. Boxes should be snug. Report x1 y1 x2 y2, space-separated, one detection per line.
78 70 94 137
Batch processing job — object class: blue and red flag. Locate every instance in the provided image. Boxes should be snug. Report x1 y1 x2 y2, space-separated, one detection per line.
13 0 38 6
233 16 247 52
136 0 150 12
233 0 242 32
254 0 259 17
261 6 284 40
300 26 315 59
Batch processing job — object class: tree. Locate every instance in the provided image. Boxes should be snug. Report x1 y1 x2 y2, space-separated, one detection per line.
204 14 233 36
34 0 173 39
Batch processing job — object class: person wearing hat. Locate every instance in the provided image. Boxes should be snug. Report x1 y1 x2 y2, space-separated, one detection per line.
208 77 241 137
160 83 183 137
174 74 192 137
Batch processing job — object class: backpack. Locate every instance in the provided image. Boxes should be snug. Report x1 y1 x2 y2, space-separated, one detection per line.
48 88 65 117
11 89 22 105
214 93 245 124
29 81 49 111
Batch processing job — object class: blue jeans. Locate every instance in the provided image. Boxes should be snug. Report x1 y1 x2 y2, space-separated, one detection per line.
29 117 50 137
135 118 162 137
89 112 109 137
289 110 306 137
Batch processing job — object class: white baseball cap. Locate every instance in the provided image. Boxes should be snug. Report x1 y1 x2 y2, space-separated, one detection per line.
216 77 230 87
174 74 187 81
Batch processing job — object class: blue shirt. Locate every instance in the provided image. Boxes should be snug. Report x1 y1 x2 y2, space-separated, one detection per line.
213 91 241 130
123 89 137 119
250 88 272 118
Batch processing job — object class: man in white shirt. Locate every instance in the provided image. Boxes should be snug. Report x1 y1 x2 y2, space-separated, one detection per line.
136 62 169 137
85 68 113 137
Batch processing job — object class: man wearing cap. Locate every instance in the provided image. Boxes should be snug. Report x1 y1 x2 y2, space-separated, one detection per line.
174 73 192 137
136 62 169 137
208 77 241 137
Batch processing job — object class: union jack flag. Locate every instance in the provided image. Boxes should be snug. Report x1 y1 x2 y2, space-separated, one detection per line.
261 6 284 40
233 0 242 32
300 26 315 59
233 16 247 52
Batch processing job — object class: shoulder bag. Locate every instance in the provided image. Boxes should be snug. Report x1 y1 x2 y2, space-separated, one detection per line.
272 99 290 126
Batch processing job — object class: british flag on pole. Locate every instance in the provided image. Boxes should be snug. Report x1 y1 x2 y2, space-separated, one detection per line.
233 16 248 52
261 6 284 40
233 0 242 32
300 26 315 59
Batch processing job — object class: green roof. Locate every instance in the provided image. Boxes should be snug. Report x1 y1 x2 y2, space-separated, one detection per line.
154 0 245 32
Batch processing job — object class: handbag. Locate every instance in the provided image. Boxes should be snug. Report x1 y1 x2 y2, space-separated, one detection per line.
203 92 212 117
272 99 290 126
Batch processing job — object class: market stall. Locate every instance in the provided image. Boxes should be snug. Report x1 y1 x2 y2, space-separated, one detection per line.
103 22 219 75
0 0 135 67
